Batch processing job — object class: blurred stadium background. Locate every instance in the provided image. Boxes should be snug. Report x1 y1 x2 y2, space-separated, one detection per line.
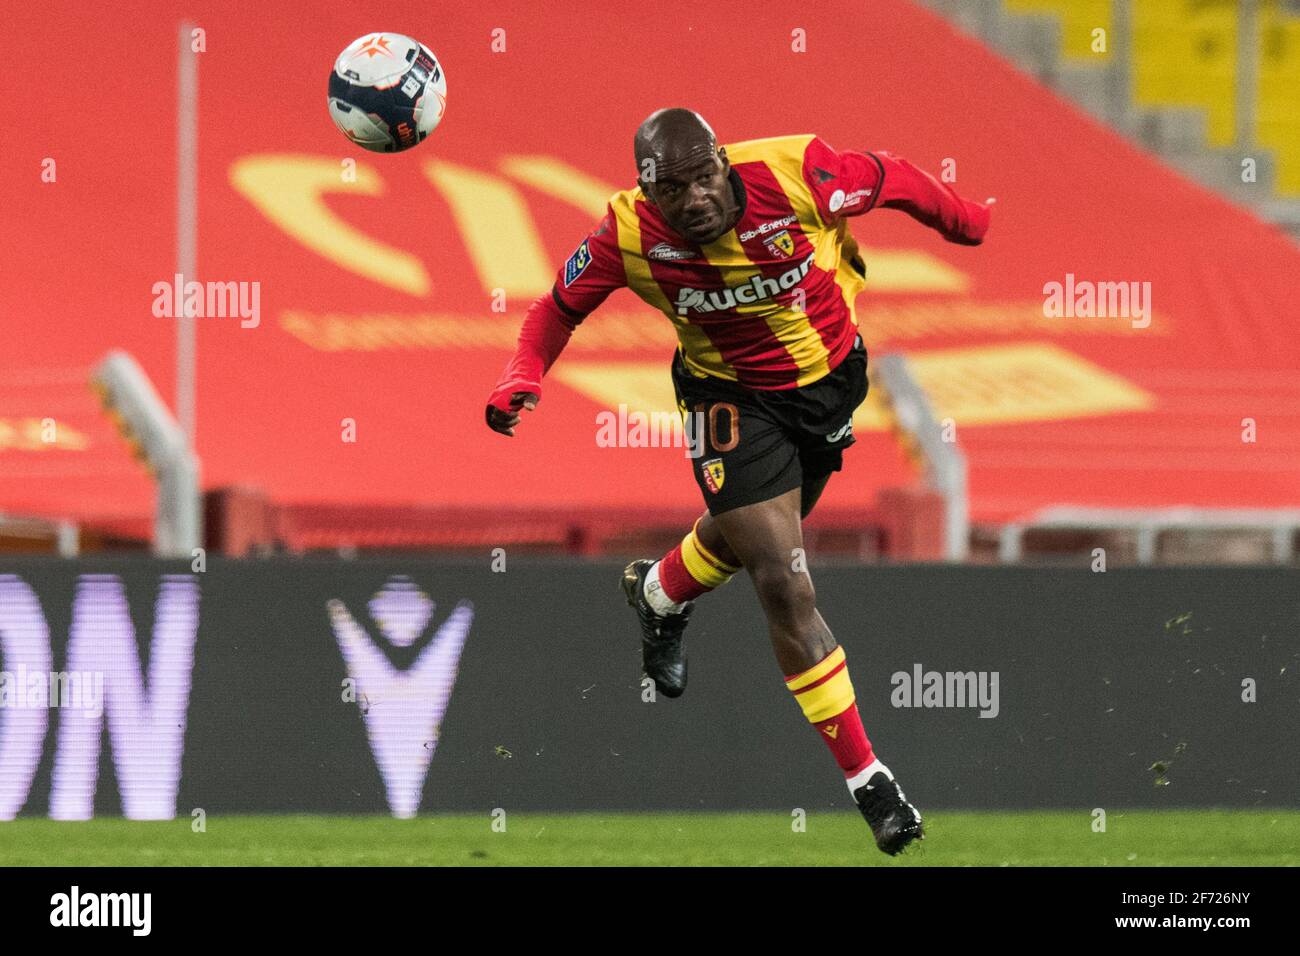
3 0 1298 564
1 0 1298 863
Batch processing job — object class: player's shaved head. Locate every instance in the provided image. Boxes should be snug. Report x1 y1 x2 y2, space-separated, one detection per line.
634 108 739 245
634 108 719 180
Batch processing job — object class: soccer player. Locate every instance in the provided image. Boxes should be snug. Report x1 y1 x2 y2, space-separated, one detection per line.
486 108 990 855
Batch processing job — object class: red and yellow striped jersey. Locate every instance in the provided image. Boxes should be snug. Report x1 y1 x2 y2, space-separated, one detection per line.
487 135 988 418
554 134 877 390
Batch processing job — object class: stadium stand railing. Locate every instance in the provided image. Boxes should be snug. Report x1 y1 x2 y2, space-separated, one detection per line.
206 492 892 561
996 505 1300 563
873 353 970 561
92 351 201 558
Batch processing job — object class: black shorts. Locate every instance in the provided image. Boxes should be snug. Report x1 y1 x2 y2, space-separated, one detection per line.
673 335 869 515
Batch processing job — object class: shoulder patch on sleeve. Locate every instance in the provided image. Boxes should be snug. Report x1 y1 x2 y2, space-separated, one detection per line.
563 239 592 287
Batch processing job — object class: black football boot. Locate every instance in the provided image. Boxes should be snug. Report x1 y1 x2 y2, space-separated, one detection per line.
853 765 924 856
621 559 694 698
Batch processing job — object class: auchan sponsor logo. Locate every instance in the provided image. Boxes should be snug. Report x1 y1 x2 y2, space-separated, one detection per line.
674 253 816 315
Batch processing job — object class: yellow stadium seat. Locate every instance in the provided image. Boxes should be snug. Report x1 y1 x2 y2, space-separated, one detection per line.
1004 0 1114 60
1002 1 1298 198
1131 0 1238 146
1257 3 1300 195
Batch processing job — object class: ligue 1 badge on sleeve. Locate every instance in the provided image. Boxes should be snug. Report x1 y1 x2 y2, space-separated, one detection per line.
564 239 592 286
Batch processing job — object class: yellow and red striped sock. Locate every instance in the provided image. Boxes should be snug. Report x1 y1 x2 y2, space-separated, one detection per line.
651 519 740 607
785 646 876 778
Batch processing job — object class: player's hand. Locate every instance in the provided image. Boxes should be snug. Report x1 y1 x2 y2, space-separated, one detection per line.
485 391 539 436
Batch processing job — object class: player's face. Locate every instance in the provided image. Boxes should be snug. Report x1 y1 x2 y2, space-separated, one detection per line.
645 152 735 245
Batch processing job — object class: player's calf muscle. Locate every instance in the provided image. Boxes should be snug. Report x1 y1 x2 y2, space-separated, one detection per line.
749 560 834 673
694 513 742 568
750 561 814 623
710 489 835 669
772 612 836 675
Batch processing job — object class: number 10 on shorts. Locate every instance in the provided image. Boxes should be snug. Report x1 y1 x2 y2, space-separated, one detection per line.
684 402 739 459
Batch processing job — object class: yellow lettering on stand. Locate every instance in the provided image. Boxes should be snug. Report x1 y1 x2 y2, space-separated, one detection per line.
229 155 431 296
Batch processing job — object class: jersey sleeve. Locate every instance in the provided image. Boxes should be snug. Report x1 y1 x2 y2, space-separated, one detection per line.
802 135 886 223
801 136 990 245
485 208 628 415
800 133 883 221
550 206 628 319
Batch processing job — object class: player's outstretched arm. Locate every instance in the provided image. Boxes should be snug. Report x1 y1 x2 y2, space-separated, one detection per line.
869 151 992 245
802 137 991 246
484 291 576 436
484 210 628 436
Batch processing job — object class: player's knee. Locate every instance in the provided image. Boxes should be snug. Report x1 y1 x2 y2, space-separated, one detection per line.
751 562 816 626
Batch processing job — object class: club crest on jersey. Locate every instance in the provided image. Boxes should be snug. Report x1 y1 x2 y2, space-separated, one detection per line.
764 230 794 259
675 253 816 315
702 458 725 493
564 240 592 287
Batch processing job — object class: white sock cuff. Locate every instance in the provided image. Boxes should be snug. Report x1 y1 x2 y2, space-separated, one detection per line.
644 561 686 615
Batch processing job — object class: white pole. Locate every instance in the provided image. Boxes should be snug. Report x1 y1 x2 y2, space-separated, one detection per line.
177 22 198 445
170 22 202 557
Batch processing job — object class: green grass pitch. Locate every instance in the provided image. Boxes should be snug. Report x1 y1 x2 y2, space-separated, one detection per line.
2 810 1296 866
